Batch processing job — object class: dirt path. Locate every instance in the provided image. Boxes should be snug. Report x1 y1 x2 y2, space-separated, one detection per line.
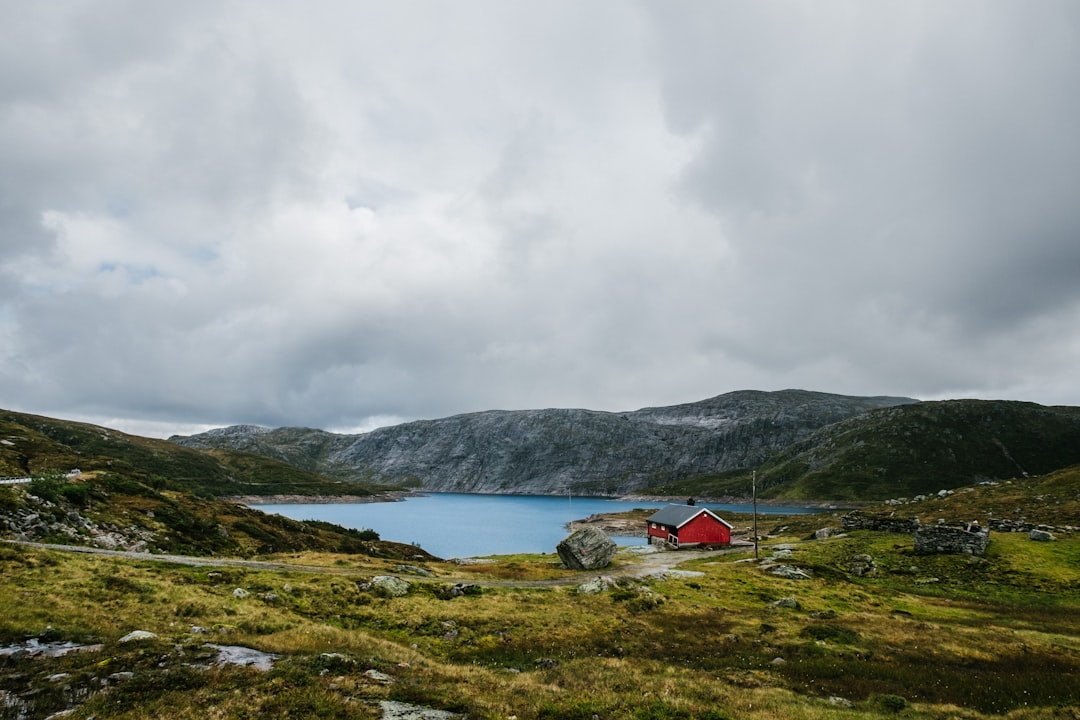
4 539 751 588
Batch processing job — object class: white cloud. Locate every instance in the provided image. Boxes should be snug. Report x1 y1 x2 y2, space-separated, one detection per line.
1 1 1079 434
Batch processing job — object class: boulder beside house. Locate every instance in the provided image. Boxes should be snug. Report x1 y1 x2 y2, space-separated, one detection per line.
646 504 733 548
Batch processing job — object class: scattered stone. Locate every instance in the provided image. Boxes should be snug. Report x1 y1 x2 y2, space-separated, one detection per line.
232 588 250 599
395 564 434 577
770 657 786 665
118 630 158 643
363 668 395 685
770 548 794 560
368 575 411 597
814 527 842 540
556 527 617 570
577 576 616 594
769 565 812 581
847 554 877 576
773 596 799 609
108 672 134 682
841 511 920 533
190 626 209 634
1029 529 1055 542
829 696 853 708
376 700 461 719
207 644 278 670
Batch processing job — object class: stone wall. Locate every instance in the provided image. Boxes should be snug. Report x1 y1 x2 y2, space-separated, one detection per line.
840 511 921 534
914 523 989 555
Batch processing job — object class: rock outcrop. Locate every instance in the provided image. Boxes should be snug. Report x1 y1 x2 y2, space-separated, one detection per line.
557 527 617 570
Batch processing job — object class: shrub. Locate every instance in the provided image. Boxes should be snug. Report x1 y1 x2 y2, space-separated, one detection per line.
873 694 910 713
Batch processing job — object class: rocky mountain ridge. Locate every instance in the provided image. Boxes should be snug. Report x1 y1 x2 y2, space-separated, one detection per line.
172 390 916 496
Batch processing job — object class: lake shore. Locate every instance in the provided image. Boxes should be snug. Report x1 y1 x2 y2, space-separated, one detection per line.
223 491 414 506
229 490 865 510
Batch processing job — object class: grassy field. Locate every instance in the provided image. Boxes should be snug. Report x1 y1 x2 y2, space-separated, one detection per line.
2 521 1077 719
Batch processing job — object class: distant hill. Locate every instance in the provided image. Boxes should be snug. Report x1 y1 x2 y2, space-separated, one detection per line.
648 399 1080 501
171 390 916 496
0 409 377 499
756 399 1080 500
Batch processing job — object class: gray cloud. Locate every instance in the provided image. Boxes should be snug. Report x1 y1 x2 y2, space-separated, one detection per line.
1 1 1078 437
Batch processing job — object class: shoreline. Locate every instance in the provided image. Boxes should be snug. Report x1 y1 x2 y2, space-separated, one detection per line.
222 491 414 506
226 490 865 510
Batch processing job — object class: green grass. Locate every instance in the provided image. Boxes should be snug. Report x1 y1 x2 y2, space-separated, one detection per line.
1 530 1079 718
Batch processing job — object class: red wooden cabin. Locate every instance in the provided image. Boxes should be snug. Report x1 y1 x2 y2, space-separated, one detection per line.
646 504 732 548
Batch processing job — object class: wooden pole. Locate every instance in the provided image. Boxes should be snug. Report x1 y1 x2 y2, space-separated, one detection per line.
752 470 759 560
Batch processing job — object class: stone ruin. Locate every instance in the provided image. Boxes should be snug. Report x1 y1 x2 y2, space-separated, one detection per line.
840 511 921 534
914 522 989 556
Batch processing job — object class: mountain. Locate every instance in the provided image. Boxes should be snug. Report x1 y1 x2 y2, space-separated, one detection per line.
170 390 916 496
754 399 1080 500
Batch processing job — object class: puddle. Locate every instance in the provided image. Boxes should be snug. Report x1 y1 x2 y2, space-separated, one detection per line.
0 639 103 658
205 644 278 671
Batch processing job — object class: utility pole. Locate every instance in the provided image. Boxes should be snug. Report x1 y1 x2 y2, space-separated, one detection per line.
752 470 759 560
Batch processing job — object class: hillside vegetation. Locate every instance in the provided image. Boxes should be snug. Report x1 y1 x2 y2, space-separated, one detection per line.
0 410 383 499
1 469 1077 719
647 399 1080 501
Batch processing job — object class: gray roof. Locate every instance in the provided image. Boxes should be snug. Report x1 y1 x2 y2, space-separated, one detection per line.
647 504 732 529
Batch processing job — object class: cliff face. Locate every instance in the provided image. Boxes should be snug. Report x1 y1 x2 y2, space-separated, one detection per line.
171 390 916 496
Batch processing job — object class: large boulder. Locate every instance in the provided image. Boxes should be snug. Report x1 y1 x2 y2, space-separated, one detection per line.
557 527 617 570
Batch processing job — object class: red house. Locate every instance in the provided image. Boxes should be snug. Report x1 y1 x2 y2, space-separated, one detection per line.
646 504 732 548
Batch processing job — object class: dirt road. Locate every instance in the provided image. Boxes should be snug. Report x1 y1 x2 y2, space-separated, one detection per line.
4 539 750 587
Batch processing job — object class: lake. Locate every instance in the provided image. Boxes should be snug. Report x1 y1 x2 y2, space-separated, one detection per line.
251 493 822 559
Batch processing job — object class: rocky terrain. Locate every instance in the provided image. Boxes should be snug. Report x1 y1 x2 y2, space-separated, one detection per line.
172 390 915 496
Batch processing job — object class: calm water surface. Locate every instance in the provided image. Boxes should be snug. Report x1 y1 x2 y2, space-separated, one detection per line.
251 493 821 559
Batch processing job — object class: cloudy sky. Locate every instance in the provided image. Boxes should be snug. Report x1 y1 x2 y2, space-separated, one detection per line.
2 1 1079 438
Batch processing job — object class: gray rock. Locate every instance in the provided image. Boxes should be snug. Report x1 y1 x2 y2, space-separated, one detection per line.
769 565 812 580
557 527 617 570
118 630 158 643
773 596 799 609
232 588 250 599
847 554 877 576
395 564 434 577
369 575 411 597
377 700 461 719
577 576 616 594
814 527 841 540
1029 529 1055 542
363 669 394 685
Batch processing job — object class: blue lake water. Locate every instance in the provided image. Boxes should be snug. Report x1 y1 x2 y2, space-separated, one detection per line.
251 493 821 559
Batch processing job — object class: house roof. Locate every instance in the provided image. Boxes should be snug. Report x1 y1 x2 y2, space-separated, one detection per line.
647 504 733 529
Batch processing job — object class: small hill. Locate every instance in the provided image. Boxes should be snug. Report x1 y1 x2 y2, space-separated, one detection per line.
0 409 434 560
0 409 379 499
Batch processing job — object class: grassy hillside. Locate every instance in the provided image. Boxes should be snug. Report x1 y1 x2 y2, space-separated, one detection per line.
647 400 1080 501
0 471 434 560
0 471 1076 719
0 409 382 499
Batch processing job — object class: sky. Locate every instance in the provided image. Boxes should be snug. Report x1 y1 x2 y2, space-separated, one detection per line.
2 1 1079 439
